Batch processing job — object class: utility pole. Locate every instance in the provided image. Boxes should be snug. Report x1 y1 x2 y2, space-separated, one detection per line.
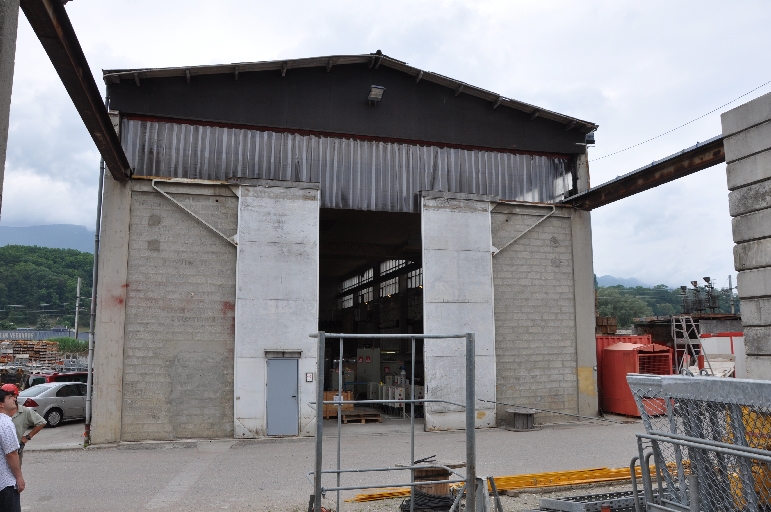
73 277 81 340
0 0 19 220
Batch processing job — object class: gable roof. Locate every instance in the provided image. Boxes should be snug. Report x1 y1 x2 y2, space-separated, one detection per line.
103 51 598 134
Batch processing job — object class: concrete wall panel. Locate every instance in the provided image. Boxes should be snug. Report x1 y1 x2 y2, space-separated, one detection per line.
420 201 494 251
234 184 319 438
234 298 316 358
745 357 771 380
744 327 771 355
422 249 498 304
732 208 771 243
727 149 771 191
722 91 771 137
724 121 771 163
737 267 771 299
421 195 496 429
422 302 495 356
739 298 771 327
728 179 771 217
734 238 771 271
491 204 580 422
235 243 318 301
119 185 237 441
237 187 319 244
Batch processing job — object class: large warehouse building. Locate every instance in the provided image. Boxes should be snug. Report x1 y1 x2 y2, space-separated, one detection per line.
92 52 598 443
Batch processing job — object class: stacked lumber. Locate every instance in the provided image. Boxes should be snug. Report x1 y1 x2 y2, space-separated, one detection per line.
1 340 61 365
595 316 618 335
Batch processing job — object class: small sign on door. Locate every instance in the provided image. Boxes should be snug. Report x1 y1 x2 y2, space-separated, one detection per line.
305 372 313 382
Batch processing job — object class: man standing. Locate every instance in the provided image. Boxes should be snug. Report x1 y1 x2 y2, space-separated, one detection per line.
0 389 23 511
0 385 45 466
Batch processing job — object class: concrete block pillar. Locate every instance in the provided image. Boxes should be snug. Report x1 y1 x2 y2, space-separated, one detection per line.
0 0 18 219
721 91 771 379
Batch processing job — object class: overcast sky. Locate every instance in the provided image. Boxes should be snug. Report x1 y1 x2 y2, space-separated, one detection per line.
1 0 768 289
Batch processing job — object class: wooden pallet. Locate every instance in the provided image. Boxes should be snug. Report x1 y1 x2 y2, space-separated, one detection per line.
341 411 382 424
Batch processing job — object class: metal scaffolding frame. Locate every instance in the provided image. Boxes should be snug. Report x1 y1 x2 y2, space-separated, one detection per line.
309 331 478 512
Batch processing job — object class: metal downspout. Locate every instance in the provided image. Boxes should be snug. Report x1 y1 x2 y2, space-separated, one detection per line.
83 156 104 446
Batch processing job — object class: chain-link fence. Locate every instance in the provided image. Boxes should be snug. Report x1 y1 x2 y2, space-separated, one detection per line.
627 374 771 512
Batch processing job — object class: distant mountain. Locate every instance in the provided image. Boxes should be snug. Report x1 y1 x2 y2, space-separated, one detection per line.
0 224 94 253
597 275 652 288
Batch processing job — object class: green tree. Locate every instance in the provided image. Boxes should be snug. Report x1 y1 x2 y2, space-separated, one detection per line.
47 337 88 354
597 286 653 327
0 245 92 328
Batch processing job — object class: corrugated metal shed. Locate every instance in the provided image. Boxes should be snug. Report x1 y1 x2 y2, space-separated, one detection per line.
123 118 573 213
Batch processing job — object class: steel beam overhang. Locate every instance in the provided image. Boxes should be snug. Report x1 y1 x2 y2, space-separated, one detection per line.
562 135 725 210
20 0 130 182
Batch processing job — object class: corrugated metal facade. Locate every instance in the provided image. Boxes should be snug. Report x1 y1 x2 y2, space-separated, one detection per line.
122 118 573 212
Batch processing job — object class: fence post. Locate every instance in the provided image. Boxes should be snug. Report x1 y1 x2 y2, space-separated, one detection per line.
466 332 476 512
314 331 325 512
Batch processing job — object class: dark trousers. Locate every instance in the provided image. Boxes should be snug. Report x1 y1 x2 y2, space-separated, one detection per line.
0 485 19 512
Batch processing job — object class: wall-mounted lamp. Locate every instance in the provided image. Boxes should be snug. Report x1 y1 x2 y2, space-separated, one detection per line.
368 85 385 104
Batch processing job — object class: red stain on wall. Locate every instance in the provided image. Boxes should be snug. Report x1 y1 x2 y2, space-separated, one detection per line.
221 301 236 337
221 301 235 315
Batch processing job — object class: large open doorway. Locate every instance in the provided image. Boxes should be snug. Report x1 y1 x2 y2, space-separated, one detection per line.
318 208 424 418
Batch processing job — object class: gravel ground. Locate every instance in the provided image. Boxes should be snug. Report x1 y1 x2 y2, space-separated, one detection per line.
22 418 644 511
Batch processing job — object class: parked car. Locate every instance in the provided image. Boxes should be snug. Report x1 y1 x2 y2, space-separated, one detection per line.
17 382 86 427
27 372 89 387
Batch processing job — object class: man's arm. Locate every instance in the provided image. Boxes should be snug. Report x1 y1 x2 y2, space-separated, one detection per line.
5 451 24 492
20 408 46 445
22 424 44 444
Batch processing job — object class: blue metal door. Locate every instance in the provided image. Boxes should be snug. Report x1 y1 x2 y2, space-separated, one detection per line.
266 359 299 436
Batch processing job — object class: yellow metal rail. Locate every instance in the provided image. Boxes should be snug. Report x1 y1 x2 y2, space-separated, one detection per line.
349 465 646 502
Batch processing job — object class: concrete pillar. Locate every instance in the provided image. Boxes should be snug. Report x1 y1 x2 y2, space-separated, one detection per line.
571 208 598 415
233 180 320 438
0 0 18 219
721 92 771 379
91 175 131 443
421 191 496 431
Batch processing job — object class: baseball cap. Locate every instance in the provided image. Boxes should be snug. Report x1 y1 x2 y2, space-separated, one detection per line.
0 384 19 396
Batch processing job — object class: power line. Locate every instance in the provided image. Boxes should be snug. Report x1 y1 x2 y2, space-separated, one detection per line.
590 79 771 162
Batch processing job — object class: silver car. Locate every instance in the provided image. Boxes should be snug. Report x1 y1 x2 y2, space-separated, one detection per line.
18 382 87 427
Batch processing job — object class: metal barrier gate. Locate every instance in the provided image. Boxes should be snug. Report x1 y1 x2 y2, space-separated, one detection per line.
627 374 771 512
309 332 479 512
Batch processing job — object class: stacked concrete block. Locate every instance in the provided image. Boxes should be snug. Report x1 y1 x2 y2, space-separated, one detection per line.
121 181 238 441
722 91 771 379
491 204 579 422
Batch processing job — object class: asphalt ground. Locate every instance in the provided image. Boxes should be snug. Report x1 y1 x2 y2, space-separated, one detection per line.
16 417 644 511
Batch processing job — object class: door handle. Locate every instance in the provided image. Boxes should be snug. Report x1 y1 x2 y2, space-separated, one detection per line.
291 396 297 398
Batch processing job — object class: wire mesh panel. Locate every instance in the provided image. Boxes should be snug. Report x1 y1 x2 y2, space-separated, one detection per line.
637 353 672 376
627 374 771 511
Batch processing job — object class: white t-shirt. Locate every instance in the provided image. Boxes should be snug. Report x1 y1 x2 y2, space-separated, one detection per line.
0 413 19 489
